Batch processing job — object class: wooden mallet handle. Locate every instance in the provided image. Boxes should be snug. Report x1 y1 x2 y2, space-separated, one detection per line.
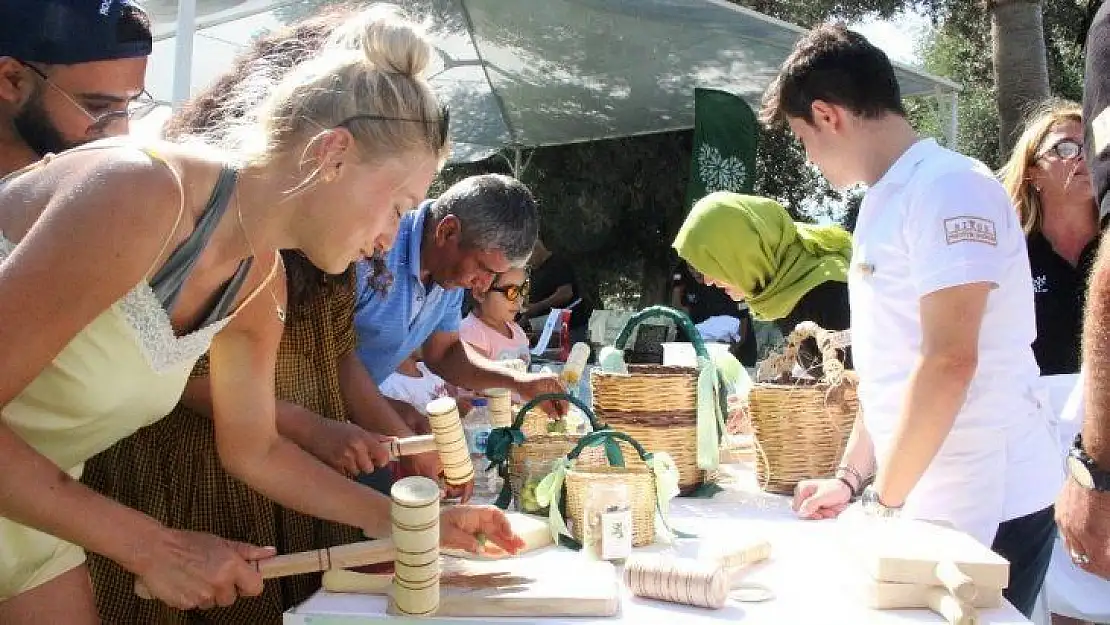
389 434 438 459
135 538 397 600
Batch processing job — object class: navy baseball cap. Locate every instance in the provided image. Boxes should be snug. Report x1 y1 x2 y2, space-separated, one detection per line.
0 0 153 65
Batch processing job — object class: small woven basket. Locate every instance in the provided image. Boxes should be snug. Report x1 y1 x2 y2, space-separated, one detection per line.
748 322 858 495
563 430 658 548
591 306 724 493
487 393 605 515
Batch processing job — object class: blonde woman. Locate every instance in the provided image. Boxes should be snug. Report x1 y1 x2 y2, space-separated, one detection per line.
0 5 522 622
1000 100 1100 375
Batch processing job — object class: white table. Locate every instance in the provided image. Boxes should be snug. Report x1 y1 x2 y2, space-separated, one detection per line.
284 467 1031 625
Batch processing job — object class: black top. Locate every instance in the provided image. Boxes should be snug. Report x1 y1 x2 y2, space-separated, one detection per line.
671 263 757 366
1027 231 1099 375
1085 0 1110 220
528 253 593 329
774 280 852 373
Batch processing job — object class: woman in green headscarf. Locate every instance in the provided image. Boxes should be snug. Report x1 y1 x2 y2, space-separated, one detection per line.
673 192 853 367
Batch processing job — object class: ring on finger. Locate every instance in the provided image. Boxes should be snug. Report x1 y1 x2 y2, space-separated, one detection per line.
1071 549 1091 567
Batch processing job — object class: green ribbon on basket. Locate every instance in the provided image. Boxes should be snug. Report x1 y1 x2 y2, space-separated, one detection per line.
535 458 573 545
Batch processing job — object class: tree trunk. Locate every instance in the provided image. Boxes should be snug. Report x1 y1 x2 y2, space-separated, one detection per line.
636 257 671 309
989 0 1051 156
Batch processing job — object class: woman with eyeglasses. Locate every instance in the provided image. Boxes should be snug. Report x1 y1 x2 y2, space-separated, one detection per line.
460 267 533 365
1000 100 1100 376
0 4 522 621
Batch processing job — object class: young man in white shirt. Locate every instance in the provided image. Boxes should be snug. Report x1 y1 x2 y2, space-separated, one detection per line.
767 24 1061 617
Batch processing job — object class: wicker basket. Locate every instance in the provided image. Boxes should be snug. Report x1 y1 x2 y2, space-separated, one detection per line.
748 322 858 495
486 393 605 514
563 430 658 548
591 306 725 493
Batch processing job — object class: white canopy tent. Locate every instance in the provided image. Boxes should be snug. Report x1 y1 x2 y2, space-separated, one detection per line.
140 0 962 166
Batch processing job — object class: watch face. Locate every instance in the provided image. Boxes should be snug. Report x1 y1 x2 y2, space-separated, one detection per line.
1068 455 1096 490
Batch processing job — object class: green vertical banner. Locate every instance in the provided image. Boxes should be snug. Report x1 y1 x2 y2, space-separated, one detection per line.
684 87 759 210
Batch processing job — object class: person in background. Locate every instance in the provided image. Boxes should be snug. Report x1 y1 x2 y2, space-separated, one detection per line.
671 259 758 368
352 174 566 446
0 3 524 621
999 101 1100 376
672 192 852 372
461 266 533 365
380 349 459 421
765 24 1059 617
0 0 154 177
523 237 594 345
79 11 444 623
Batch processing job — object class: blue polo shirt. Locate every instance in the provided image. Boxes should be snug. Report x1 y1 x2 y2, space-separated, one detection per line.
354 201 465 384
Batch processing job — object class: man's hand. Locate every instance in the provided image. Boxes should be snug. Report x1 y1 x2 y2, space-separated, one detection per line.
792 478 852 520
511 372 568 415
440 505 525 555
399 451 441 482
1057 479 1110 578
300 419 393 476
392 402 431 435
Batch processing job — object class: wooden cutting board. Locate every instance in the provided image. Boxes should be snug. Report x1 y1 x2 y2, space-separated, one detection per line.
324 556 621 618
851 519 1009 589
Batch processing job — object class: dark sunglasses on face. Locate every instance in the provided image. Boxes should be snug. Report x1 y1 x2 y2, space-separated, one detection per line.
18 60 158 134
336 102 450 151
489 282 529 303
1038 138 1084 161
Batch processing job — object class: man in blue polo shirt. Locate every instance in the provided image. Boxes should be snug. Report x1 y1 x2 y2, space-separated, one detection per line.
354 173 565 438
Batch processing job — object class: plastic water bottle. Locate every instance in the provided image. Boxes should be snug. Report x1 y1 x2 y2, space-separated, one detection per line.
561 342 591 399
463 399 501 497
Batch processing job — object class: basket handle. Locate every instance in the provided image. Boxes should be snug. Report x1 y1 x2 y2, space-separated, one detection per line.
613 306 708 360
511 393 603 431
566 429 650 467
758 321 846 385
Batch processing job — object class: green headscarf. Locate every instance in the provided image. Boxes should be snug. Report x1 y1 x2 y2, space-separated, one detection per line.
672 192 852 321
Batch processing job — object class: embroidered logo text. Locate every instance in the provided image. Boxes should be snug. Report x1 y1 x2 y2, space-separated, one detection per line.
944 217 997 247
1032 275 1048 294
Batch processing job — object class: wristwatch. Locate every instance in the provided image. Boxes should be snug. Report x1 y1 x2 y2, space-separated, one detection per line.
860 486 902 518
1067 434 1110 491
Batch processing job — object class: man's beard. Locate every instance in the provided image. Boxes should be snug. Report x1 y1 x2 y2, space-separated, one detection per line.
12 98 82 157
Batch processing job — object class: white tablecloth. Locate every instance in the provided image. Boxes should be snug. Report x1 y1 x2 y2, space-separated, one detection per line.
284 467 1031 625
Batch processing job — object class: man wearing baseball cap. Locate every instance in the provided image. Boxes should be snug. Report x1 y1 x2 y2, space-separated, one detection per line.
0 0 154 177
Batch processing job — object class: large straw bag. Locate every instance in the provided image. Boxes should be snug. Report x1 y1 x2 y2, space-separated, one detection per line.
748 322 858 495
563 430 660 548
485 393 606 514
591 306 726 493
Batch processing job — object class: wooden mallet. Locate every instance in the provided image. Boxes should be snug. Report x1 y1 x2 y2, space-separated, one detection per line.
134 476 444 607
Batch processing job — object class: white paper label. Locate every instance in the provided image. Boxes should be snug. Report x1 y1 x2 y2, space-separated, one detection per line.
600 509 633 560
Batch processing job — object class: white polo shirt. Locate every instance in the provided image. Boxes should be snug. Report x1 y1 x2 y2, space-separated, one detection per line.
851 139 1061 545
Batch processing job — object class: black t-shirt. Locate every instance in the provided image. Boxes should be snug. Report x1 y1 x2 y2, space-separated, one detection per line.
529 254 593 329
774 280 852 372
1027 231 1099 375
671 264 757 366
671 263 745 323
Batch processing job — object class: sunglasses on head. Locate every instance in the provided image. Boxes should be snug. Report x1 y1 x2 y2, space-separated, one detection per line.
336 102 450 151
489 282 529 303
1037 138 1083 161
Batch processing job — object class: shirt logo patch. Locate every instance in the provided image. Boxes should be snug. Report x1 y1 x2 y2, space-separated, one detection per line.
1032 275 1048 294
944 217 997 247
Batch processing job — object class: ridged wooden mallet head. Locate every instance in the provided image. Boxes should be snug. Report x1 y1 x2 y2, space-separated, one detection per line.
389 476 442 617
425 397 475 486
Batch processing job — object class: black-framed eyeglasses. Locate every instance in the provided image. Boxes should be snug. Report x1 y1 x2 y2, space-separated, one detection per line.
1037 138 1084 161
336 103 450 151
489 281 530 303
18 60 158 134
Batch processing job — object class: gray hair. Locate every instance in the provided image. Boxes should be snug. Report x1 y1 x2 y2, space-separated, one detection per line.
429 174 539 266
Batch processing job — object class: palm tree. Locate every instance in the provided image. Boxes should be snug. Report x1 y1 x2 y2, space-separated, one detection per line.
988 0 1051 156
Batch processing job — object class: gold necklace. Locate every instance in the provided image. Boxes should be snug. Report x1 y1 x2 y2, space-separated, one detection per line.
235 183 286 324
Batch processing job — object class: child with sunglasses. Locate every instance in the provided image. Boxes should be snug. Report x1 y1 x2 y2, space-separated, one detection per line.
460 268 532 365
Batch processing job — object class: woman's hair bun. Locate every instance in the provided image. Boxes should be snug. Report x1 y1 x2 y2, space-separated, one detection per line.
328 3 433 78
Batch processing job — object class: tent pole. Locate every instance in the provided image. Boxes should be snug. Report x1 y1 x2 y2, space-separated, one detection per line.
171 0 197 110
947 92 960 149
